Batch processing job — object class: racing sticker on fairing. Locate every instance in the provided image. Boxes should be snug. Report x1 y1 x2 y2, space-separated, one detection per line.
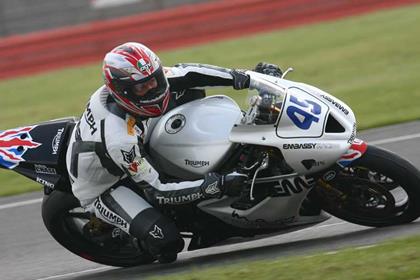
276 87 329 139
0 126 41 169
337 139 367 167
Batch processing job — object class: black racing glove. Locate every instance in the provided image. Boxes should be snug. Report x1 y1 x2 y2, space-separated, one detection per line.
200 172 248 198
254 62 283 78
230 69 250 90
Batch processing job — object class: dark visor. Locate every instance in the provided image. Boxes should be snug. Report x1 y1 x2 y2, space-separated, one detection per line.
121 67 169 106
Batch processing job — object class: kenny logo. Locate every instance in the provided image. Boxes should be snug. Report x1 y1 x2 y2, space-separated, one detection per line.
185 159 210 168
283 143 316 149
84 102 97 135
94 199 129 230
51 128 64 155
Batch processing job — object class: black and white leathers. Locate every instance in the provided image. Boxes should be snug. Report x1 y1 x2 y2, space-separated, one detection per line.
66 64 238 208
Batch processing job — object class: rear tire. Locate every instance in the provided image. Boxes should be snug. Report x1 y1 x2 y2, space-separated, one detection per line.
317 145 420 227
42 190 155 267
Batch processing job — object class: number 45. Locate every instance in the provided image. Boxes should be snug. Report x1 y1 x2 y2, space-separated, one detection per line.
286 95 322 130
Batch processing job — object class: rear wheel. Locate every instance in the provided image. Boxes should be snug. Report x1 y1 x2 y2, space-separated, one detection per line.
316 145 420 227
42 190 156 267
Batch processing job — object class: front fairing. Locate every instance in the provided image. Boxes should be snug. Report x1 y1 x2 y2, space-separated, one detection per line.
231 71 356 174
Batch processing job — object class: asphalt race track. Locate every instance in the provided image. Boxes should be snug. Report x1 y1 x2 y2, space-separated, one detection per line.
1 121 420 280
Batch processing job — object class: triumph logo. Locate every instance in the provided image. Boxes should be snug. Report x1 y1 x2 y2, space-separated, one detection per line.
51 128 64 155
94 199 129 230
156 193 204 205
185 159 210 168
84 102 97 135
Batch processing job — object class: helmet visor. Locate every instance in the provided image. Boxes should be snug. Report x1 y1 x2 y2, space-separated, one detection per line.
124 67 169 106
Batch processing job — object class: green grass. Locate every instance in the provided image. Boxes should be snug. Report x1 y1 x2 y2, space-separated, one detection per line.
149 235 420 280
1 4 419 196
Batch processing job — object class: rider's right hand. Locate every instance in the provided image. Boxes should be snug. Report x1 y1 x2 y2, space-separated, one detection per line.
254 62 283 78
222 172 248 196
200 172 248 198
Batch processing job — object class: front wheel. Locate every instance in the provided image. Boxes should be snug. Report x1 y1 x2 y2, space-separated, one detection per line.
316 145 420 227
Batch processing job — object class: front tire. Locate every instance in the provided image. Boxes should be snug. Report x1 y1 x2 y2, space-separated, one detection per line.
42 190 155 267
316 145 420 227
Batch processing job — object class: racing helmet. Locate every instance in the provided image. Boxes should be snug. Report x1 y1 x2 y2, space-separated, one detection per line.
103 42 170 117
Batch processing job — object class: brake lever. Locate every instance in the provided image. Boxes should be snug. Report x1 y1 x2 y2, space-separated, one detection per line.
248 153 269 201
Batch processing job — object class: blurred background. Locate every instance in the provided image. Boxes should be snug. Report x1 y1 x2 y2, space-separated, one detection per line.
0 0 211 36
0 0 419 197
1 1 420 280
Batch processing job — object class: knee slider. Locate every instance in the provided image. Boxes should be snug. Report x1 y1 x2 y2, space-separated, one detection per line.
129 208 184 255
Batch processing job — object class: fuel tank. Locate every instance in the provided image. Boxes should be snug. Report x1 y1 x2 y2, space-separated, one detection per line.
148 95 242 179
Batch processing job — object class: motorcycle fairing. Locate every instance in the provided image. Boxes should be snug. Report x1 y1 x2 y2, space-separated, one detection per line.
0 126 41 169
230 73 356 175
198 175 328 229
276 87 330 139
0 118 76 191
336 138 368 167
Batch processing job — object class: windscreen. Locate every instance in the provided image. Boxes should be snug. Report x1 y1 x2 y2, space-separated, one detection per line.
243 75 287 125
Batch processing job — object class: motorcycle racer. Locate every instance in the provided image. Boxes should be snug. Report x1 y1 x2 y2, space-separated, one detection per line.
66 42 282 262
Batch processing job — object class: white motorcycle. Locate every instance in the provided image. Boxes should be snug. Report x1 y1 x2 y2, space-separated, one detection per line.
2 70 420 266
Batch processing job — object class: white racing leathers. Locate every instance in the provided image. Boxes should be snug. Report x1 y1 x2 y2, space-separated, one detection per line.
65 64 236 237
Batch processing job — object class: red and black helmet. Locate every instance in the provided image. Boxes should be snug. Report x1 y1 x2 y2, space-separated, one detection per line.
103 42 170 117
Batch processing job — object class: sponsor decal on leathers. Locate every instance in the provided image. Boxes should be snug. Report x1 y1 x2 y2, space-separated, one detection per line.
184 159 210 168
156 192 204 205
283 143 316 149
127 116 137 136
52 128 65 155
121 146 136 164
94 199 129 231
127 158 149 174
149 224 164 239
84 102 98 135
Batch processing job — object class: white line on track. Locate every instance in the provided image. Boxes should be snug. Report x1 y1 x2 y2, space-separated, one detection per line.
0 197 42 210
35 221 350 280
34 266 111 280
368 132 420 145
